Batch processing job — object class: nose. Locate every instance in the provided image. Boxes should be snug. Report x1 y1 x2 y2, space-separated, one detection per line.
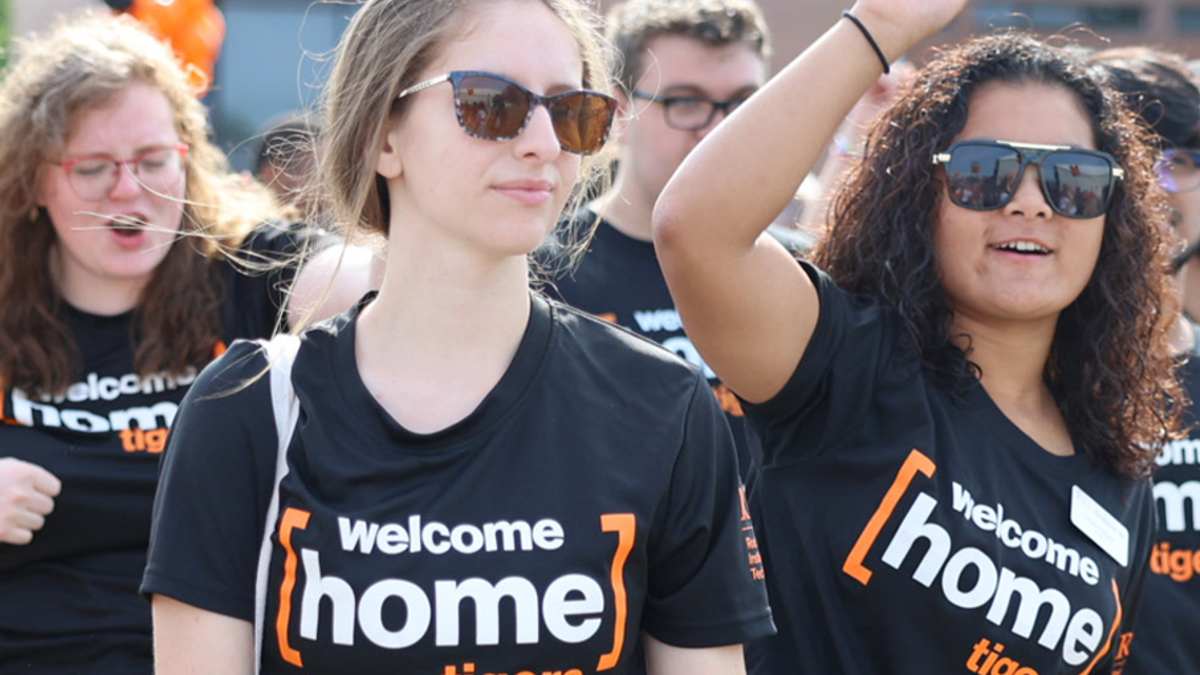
1003 162 1052 219
107 161 143 201
513 104 563 161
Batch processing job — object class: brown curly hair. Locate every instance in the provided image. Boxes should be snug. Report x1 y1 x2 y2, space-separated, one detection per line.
813 33 1180 480
0 12 281 397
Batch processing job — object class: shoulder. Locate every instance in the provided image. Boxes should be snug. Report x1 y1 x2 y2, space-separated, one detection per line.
184 339 275 408
226 220 334 266
546 299 705 381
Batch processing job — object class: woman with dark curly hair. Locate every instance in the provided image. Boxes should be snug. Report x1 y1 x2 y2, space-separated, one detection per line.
653 0 1178 672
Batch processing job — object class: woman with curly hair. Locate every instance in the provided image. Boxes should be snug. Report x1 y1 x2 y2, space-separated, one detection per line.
0 12 368 673
653 0 1177 672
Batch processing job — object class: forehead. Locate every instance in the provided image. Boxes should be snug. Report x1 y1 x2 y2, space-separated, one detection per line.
430 0 584 87
64 80 179 154
956 81 1096 149
637 33 765 93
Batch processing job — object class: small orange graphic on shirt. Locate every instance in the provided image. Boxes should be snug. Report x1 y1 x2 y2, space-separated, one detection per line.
740 487 765 581
711 383 744 417
1150 542 1200 582
120 426 169 453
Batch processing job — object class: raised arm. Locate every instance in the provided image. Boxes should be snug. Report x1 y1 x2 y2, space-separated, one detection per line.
652 1 968 403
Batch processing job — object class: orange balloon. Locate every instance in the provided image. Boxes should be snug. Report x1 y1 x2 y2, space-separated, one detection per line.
129 0 186 38
125 0 225 96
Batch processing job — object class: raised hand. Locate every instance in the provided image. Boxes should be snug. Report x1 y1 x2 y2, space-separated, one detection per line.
849 0 973 62
0 458 62 545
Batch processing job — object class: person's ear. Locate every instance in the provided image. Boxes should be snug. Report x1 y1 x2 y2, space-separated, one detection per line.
612 87 635 144
375 120 405 179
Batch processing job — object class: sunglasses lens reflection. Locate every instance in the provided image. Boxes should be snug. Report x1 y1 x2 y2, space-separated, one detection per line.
945 143 1114 218
458 75 529 139
550 91 614 154
945 145 1021 210
455 74 613 155
1040 154 1113 218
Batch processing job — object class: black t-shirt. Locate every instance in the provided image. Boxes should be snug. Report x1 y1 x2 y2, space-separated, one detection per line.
142 294 773 674
545 214 755 479
742 262 1155 675
0 222 306 674
1124 334 1200 673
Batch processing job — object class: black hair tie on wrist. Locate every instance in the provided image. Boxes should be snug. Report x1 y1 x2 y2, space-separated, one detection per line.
842 10 891 75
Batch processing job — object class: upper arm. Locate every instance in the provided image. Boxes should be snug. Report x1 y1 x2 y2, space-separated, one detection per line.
286 241 384 329
142 343 277 620
152 594 254 675
642 378 773 645
653 220 819 404
644 634 746 675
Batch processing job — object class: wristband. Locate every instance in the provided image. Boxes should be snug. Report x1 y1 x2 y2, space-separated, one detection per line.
842 10 891 75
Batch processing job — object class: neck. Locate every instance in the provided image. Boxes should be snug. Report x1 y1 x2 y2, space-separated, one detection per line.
354 241 532 434
950 313 1057 406
50 245 144 315
361 238 532 358
591 165 655 242
951 313 1076 456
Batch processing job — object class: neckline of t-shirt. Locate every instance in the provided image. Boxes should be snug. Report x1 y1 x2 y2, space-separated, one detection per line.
325 292 554 450
965 380 1101 477
61 301 134 328
585 210 656 258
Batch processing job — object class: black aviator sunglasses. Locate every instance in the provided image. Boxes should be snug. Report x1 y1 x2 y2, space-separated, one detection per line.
396 70 618 156
933 139 1125 219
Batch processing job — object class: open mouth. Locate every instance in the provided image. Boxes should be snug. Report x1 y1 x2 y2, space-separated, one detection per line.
991 241 1050 256
106 215 148 238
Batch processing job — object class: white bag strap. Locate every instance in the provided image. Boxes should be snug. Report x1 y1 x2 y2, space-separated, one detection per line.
252 333 302 673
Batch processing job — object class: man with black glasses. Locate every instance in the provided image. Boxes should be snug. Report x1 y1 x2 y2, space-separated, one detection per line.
1090 46 1200 674
545 0 770 479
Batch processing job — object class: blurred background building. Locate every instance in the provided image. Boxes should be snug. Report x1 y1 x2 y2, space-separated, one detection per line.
11 0 1200 169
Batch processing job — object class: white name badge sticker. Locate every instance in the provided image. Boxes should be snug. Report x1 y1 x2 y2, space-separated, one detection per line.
1070 485 1129 567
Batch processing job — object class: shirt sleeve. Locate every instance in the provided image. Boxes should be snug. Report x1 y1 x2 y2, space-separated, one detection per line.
740 260 901 467
1111 479 1157 670
641 372 775 647
221 220 336 340
140 340 279 621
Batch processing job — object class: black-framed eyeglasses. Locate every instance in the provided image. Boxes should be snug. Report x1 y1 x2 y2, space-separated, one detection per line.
630 90 751 131
1155 147 1200 194
932 139 1125 219
57 144 189 202
396 70 617 156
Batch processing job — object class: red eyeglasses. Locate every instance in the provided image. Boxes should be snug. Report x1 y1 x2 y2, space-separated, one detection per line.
57 144 189 201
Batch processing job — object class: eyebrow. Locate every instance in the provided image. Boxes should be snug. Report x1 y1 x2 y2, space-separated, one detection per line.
657 84 759 100
64 142 181 159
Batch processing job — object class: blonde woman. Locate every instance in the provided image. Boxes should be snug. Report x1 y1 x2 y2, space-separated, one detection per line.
145 0 773 673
